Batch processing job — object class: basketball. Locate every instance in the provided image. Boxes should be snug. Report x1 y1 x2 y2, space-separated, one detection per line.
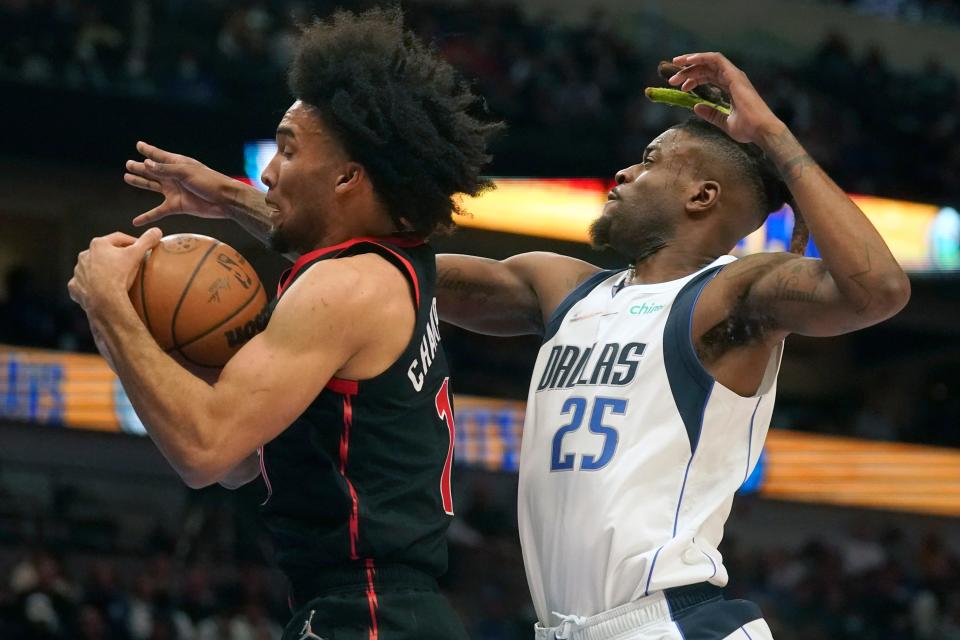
129 233 269 368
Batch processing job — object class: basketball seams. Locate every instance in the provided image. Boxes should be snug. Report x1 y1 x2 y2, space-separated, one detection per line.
136 235 267 368
170 241 222 351
175 281 264 350
173 346 219 369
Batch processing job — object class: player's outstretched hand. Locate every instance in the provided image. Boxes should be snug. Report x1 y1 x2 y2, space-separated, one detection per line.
667 53 784 144
125 141 235 226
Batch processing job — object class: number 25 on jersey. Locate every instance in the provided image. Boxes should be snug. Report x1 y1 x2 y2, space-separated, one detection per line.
550 396 627 471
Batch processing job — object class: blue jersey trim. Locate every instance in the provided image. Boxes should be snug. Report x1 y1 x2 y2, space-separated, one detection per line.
644 545 664 596
743 398 762 484
668 597 763 639
705 551 718 579
663 265 725 454
693 537 719 580
541 269 620 342
742 627 755 640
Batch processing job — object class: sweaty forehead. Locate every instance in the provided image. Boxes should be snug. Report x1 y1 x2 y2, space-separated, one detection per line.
278 100 348 158
643 130 709 179
647 129 698 158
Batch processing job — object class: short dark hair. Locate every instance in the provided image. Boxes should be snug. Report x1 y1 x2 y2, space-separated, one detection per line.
288 7 502 238
670 118 808 254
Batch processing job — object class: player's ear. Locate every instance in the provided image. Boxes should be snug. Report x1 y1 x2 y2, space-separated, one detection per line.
335 162 365 194
686 180 720 214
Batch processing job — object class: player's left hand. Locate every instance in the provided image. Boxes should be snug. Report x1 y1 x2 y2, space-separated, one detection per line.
668 52 784 144
68 228 162 314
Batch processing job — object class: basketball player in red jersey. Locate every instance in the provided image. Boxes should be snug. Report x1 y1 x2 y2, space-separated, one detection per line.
70 9 499 640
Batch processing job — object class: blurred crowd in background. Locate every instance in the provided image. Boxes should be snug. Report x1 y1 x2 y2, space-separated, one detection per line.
829 0 960 23
2 487 960 640
1 0 959 200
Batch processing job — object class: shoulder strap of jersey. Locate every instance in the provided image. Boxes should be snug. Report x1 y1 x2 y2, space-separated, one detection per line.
274 237 431 397
542 269 620 342
663 263 726 454
277 236 426 308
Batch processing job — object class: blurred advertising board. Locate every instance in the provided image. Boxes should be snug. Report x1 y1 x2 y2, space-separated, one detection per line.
457 181 958 273
243 141 960 272
4 344 960 516
0 345 129 433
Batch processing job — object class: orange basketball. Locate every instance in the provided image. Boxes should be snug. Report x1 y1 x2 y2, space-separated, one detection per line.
129 234 270 368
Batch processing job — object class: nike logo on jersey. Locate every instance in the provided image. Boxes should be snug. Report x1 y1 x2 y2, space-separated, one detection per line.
536 342 645 392
569 311 619 322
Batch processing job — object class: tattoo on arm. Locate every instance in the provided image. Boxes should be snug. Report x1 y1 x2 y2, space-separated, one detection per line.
778 153 816 185
698 293 775 363
772 260 828 304
763 128 817 185
846 244 874 314
721 259 778 283
437 268 498 305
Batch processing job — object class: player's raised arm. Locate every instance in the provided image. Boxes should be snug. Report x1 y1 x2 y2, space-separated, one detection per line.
125 141 299 262
670 52 910 340
436 252 601 337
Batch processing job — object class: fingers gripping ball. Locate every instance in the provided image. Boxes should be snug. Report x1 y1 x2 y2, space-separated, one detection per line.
129 234 269 367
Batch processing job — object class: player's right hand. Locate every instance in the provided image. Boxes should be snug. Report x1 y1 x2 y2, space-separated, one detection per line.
125 141 234 226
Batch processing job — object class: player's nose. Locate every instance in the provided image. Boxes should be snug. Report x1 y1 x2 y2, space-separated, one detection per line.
261 154 279 189
615 166 636 185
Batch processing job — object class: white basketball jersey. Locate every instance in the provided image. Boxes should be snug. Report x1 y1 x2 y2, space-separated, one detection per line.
518 256 783 623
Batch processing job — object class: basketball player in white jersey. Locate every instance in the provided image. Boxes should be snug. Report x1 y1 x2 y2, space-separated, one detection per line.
433 53 910 639
123 53 909 639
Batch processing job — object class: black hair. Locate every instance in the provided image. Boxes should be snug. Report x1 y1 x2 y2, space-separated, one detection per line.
288 7 503 238
670 118 809 255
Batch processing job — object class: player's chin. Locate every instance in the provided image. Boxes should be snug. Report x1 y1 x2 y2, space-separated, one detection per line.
588 214 613 250
267 226 291 254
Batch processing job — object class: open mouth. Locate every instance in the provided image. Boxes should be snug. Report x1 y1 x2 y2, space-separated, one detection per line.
264 199 282 218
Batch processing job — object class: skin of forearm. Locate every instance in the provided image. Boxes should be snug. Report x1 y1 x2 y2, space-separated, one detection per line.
224 181 300 261
91 298 224 485
757 124 909 313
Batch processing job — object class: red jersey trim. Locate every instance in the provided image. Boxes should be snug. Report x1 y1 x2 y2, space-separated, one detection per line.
338 393 361 561
278 235 425 298
365 559 380 640
326 377 360 395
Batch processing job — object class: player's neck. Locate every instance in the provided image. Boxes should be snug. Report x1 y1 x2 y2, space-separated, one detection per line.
627 245 719 286
313 215 401 249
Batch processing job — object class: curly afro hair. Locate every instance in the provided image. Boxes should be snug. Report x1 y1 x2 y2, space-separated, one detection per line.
288 7 503 239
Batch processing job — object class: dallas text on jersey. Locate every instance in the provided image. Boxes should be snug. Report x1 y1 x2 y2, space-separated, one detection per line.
537 342 646 392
